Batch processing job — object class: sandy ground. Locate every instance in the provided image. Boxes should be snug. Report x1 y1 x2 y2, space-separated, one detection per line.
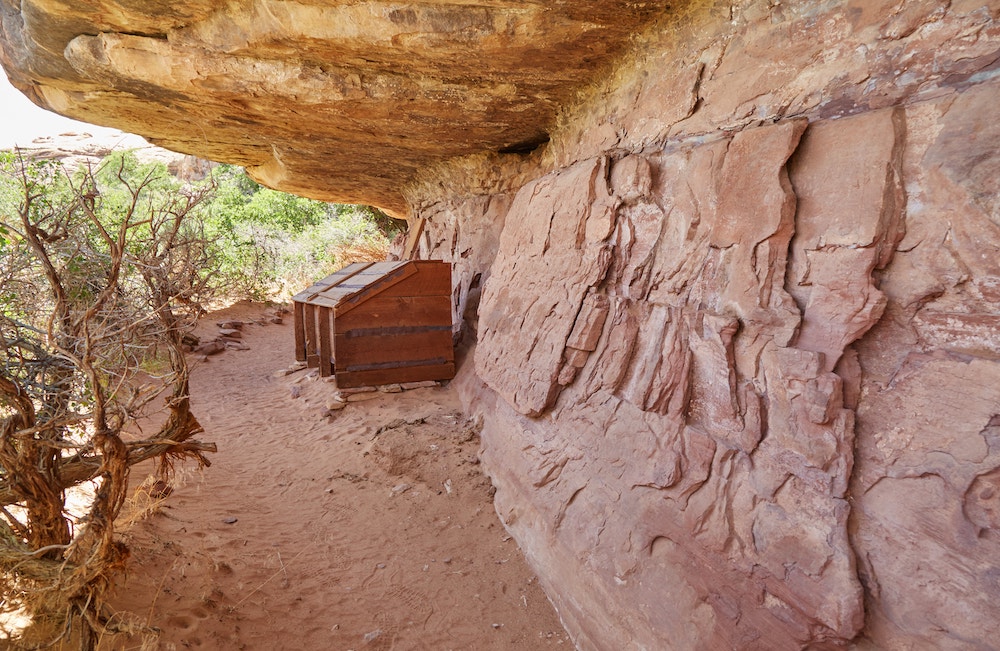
99 302 569 650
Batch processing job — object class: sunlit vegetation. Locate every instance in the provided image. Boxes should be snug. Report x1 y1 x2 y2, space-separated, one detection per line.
0 149 403 649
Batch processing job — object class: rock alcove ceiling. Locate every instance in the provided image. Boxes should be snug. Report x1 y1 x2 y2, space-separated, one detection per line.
0 0 668 216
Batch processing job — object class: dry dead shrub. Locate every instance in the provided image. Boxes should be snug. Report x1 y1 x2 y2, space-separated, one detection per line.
335 238 391 263
0 151 215 649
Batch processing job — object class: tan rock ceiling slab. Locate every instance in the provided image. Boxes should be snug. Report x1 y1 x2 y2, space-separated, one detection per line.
0 0 667 215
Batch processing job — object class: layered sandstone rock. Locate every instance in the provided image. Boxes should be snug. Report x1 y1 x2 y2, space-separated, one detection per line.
419 2 1000 650
4 1 1000 650
0 0 664 215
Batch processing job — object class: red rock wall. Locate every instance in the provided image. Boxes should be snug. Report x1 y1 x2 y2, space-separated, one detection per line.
415 1 1000 648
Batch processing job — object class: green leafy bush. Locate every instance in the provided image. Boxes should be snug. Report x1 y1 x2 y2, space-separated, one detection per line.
202 164 400 300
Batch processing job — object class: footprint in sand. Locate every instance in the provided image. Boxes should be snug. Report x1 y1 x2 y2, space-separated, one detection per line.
165 614 198 633
166 604 213 635
386 585 428 613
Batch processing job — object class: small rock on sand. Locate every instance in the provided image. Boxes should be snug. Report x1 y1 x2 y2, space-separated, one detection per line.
345 392 379 403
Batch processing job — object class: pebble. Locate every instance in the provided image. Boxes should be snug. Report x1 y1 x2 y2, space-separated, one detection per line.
325 398 347 411
216 320 244 330
292 369 318 384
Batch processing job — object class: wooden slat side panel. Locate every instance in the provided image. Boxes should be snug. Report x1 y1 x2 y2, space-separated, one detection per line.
334 264 418 317
377 262 452 298
333 330 454 368
304 303 319 368
318 306 333 377
335 362 456 389
293 301 306 362
334 296 453 331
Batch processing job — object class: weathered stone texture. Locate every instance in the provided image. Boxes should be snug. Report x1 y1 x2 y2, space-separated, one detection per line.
459 8 1000 645
425 5 1000 648
457 81 1000 650
473 115 873 649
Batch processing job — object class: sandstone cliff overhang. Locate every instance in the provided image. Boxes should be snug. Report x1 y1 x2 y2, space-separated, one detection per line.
0 1 666 216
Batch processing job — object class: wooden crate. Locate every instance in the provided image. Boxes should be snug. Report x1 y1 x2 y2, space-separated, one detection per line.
291 261 455 387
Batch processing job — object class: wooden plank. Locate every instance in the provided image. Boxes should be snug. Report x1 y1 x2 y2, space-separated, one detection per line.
304 303 319 368
402 217 425 261
335 361 455 389
359 260 408 275
334 263 418 317
291 271 353 302
310 295 341 308
318 263 411 300
293 300 306 362
378 261 452 298
335 296 453 330
318 306 333 377
292 261 375 303
334 330 453 368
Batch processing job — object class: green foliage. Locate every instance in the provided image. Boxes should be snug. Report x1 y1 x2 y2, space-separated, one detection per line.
1 153 398 305
207 164 329 231
201 164 394 300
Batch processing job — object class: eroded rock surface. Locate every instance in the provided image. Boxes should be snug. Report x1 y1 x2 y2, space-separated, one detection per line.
460 87 1000 649
473 116 871 648
434 3 1000 649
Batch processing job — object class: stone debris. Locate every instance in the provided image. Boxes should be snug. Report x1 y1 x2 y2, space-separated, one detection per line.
338 385 378 395
194 340 225 356
390 483 411 497
292 369 318 384
325 398 347 411
399 380 439 390
344 391 379 403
